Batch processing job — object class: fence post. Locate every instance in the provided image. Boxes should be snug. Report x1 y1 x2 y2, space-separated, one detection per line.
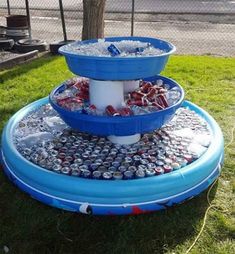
25 0 32 41
59 0 67 42
7 0 11 15
131 0 135 36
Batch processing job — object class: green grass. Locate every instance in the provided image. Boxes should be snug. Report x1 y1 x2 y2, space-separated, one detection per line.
0 55 234 254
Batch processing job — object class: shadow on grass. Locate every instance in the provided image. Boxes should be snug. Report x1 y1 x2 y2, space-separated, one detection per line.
0 55 58 84
0 167 219 254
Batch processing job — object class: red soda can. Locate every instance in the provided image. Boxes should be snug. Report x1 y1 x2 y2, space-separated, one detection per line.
140 82 153 93
73 80 82 89
80 84 89 93
147 87 157 100
130 91 145 100
78 91 89 100
159 88 167 94
163 165 173 173
151 101 164 110
157 94 168 108
89 104 97 110
66 80 76 88
106 105 120 116
74 78 89 88
70 97 83 104
85 104 97 115
184 154 193 163
127 99 148 106
57 97 73 106
155 166 164 175
159 94 169 107
118 107 133 116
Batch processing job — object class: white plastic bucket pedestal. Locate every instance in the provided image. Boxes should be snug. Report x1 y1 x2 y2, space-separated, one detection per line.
89 79 141 145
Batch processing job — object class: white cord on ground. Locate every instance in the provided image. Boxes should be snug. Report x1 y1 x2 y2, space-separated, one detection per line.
185 180 217 254
56 217 73 242
225 125 235 149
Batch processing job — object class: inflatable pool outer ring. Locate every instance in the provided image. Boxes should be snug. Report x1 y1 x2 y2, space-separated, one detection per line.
1 98 224 215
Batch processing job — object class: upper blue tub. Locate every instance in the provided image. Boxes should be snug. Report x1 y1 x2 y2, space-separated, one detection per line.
59 36 176 80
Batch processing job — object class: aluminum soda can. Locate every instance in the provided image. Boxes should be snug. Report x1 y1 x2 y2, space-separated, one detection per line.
103 171 113 180
140 82 152 93
118 107 133 116
84 160 92 166
92 170 102 179
135 169 145 178
124 170 134 180
176 158 188 167
140 159 149 165
64 155 73 162
184 154 193 163
52 164 62 173
128 166 137 173
113 171 123 180
112 161 120 168
62 161 71 168
118 165 127 173
147 163 156 169
74 158 83 165
115 157 123 163
53 158 62 165
149 156 157 163
95 159 103 166
61 167 71 175
81 169 91 178
58 152 66 160
107 44 121 56
70 163 79 171
130 91 145 100
71 168 81 176
164 158 173 165
171 162 181 170
108 166 117 173
98 165 107 173
90 162 99 171
155 166 164 175
133 155 141 162
121 162 130 168
135 47 145 54
156 160 164 167
147 87 157 100
163 165 173 173
124 156 133 163
138 164 147 171
103 161 111 168
106 105 120 116
127 99 148 107
79 165 89 171
145 168 156 177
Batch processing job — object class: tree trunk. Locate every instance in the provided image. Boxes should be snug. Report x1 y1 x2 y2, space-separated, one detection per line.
82 0 106 40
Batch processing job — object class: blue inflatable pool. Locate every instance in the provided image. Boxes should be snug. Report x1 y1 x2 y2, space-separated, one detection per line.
0 98 224 215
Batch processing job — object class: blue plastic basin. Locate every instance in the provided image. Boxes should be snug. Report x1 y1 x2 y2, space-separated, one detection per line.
59 36 176 80
49 75 184 136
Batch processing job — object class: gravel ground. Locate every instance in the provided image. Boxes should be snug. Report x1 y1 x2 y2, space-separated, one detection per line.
0 51 21 62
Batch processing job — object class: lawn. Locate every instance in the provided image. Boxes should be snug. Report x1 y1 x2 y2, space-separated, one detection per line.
0 55 234 254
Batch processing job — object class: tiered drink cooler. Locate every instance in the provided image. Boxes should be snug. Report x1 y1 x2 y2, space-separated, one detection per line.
1 37 224 215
